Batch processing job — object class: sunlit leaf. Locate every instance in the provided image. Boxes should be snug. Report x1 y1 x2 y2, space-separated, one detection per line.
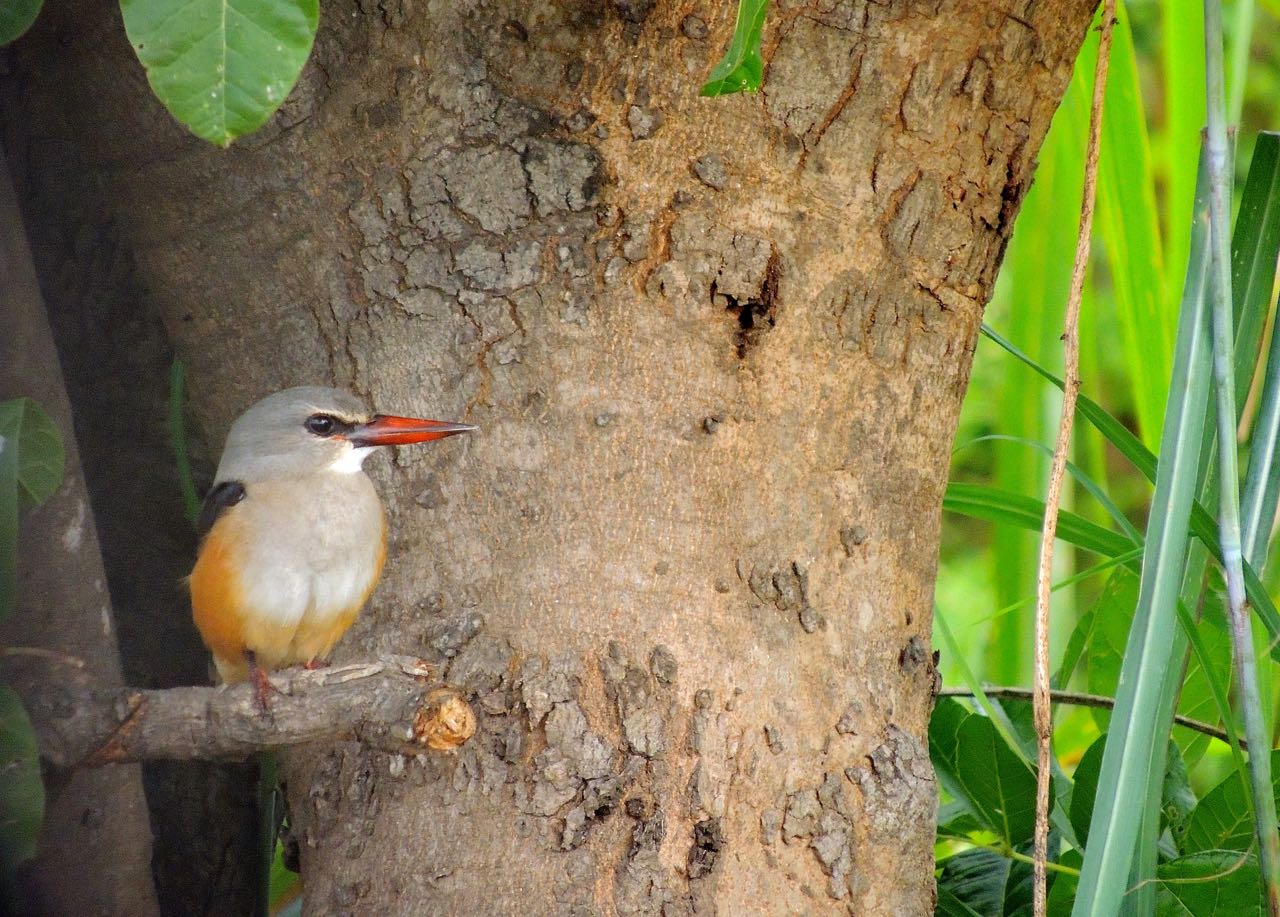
931 702 1047 847
1047 849 1083 916
699 0 767 97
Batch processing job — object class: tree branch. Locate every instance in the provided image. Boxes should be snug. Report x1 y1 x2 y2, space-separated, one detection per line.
939 685 1243 749
25 657 477 768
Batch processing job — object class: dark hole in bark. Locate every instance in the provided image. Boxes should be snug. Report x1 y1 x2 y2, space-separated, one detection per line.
687 817 725 879
628 807 666 859
586 780 622 820
717 250 780 359
898 634 928 673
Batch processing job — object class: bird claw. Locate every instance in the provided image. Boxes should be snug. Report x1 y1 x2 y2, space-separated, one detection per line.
245 651 280 713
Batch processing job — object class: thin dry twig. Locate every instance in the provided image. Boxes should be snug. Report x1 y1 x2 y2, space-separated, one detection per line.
939 686 1245 748
1033 5 1116 914
0 644 87 668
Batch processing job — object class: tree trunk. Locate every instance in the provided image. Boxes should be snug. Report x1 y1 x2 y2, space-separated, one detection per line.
0 150 159 917
4 0 1095 912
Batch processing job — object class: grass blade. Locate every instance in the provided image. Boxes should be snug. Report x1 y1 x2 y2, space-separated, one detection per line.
168 360 200 525
943 484 1136 561
956 435 1142 543
1202 2 1280 905
980 326 1156 480
1092 3 1172 447
981 323 1280 652
1243 291 1280 566
1158 0 1206 308
1070 150 1215 917
1236 133 1280 565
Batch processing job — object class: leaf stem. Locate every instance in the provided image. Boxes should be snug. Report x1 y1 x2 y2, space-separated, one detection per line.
945 837 1083 878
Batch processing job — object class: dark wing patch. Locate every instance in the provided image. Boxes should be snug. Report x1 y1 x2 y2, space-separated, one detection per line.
196 481 246 540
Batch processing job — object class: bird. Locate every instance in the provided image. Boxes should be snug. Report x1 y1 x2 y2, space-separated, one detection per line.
188 386 475 707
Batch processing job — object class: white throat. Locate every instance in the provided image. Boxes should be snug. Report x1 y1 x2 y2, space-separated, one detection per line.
329 445 376 474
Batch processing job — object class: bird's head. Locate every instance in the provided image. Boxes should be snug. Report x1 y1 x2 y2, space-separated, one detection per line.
214 386 476 483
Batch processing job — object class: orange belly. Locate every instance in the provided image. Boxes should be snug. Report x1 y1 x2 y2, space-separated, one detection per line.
190 512 386 683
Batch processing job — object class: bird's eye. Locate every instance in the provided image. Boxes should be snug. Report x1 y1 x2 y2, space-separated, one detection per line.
305 414 338 436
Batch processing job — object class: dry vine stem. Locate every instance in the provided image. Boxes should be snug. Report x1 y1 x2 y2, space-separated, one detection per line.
1033 4 1117 914
25 657 477 767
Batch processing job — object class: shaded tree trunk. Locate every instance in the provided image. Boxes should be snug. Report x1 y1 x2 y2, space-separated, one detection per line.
0 152 158 917
5 0 1094 912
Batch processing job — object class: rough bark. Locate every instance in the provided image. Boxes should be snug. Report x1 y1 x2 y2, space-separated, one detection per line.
0 150 159 917
5 0 1095 913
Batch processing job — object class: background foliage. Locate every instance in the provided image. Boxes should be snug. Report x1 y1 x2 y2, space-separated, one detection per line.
936 0 1280 911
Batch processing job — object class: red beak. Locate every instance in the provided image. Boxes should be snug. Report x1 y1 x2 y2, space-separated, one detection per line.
349 414 477 447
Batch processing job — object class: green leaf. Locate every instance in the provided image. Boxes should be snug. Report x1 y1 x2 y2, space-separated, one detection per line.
1047 848 1083 916
1161 741 1198 849
1070 735 1106 850
957 435 1142 543
1155 850 1262 916
1228 133 1280 409
699 0 767 97
979 325 1157 481
0 398 65 619
1173 589 1235 768
1053 550 1144 689
0 0 41 45
982 320 1280 655
1081 570 1140 732
937 846 1034 917
120 0 319 146
1182 750 1280 854
937 884 987 917
938 800 986 839
0 398 64 508
1156 0 1205 316
955 714 1044 846
930 697 974 806
0 686 43 871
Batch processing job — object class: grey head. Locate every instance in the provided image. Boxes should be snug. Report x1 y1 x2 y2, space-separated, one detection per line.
214 386 476 485
215 387 372 484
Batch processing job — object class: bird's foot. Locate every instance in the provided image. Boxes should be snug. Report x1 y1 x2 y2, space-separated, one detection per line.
245 651 279 713
303 658 329 671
